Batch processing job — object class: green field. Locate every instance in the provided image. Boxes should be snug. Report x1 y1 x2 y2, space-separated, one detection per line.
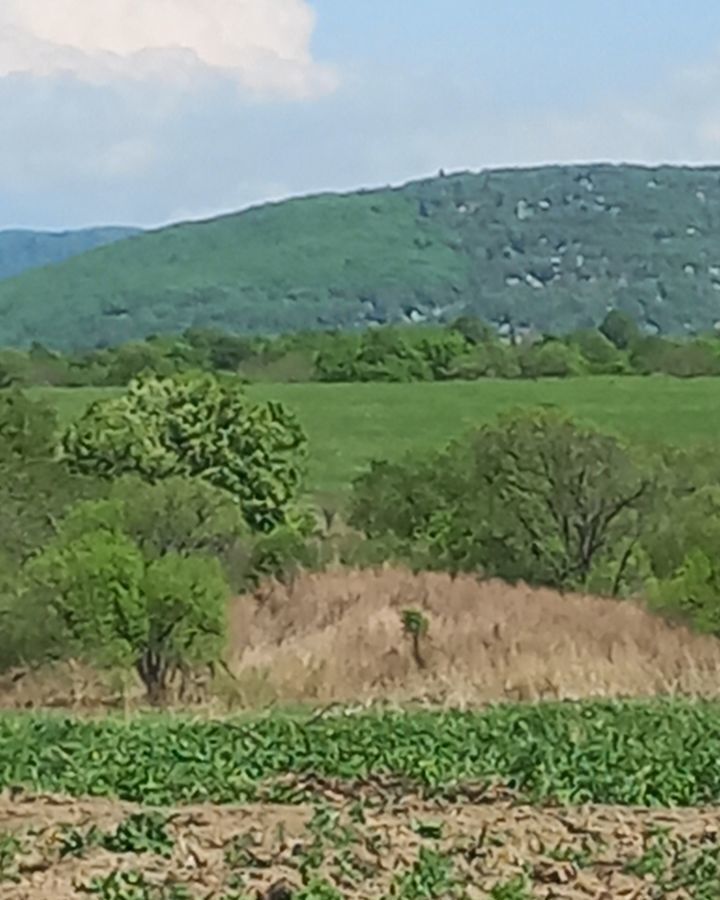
32 377 720 497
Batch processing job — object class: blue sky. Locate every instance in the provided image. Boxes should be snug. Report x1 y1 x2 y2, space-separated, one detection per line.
2 0 720 230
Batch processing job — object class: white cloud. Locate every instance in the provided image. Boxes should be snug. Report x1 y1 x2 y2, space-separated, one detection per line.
9 37 720 230
0 0 336 98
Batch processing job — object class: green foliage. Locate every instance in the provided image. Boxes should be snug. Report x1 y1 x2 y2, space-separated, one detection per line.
4 317 720 390
102 813 175 857
0 392 101 564
0 350 32 388
0 832 20 884
294 877 343 900
599 310 640 350
565 329 628 374
489 877 532 899
0 226 139 282
352 408 657 591
648 551 720 637
82 868 191 899
61 372 307 533
0 388 57 460
621 828 720 898
4 701 720 806
60 813 175 859
518 339 585 378
244 524 319 585
6 165 720 348
630 335 720 377
26 491 230 701
25 374 720 504
390 846 461 898
106 475 248 560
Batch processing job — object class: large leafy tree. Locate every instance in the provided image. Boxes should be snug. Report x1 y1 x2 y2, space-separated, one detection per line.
61 372 307 533
26 481 234 703
0 390 101 566
351 408 658 592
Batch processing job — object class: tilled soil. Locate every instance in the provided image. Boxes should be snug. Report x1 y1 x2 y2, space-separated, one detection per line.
1 791 720 898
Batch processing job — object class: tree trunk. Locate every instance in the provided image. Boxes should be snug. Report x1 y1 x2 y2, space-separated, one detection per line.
136 650 169 706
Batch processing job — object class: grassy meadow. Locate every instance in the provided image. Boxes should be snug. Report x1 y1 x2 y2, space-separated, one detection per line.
32 375 720 498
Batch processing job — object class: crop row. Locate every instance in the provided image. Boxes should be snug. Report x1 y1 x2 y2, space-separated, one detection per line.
1 700 718 807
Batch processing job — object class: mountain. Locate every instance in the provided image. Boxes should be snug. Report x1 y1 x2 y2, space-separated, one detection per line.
0 227 141 283
2 164 720 350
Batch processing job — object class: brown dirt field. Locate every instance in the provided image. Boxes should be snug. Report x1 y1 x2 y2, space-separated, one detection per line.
3 567 720 712
1 791 719 899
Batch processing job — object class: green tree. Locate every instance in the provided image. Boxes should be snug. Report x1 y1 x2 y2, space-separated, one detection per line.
354 328 431 382
106 475 248 561
0 350 31 388
314 333 362 381
417 330 469 380
628 336 676 374
351 409 656 591
61 372 307 533
184 327 259 371
449 315 494 345
600 310 640 350
662 340 720 377
0 388 57 461
103 341 176 385
0 391 101 566
647 550 720 637
519 340 585 378
27 504 230 703
566 329 628 374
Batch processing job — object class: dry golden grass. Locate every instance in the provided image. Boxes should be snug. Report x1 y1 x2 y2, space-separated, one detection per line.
4 566 720 711
223 566 720 708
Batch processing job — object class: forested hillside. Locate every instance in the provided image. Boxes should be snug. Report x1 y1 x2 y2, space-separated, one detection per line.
3 164 720 349
0 226 140 282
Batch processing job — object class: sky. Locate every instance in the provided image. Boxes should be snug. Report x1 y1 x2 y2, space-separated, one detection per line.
4 0 720 230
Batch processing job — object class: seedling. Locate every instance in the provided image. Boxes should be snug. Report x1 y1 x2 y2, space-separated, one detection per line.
401 608 429 669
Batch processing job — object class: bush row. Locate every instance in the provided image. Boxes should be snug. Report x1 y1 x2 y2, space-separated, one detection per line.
4 311 720 388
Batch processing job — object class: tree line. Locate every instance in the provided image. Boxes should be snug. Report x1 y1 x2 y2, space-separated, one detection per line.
4 311 720 388
0 369 718 706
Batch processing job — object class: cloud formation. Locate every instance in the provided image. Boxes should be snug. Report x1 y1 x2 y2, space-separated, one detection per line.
4 17 720 231
0 0 336 98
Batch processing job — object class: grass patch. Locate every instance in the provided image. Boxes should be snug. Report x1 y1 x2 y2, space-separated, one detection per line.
30 377 720 497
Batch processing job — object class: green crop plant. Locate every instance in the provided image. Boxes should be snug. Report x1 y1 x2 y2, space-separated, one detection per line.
59 824 103 858
59 814 174 860
294 876 343 900
622 826 672 881
0 831 21 884
82 869 192 899
547 838 596 869
102 812 175 857
664 839 720 898
488 876 532 900
389 846 464 899
307 803 357 849
5 701 720 807
622 830 720 898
